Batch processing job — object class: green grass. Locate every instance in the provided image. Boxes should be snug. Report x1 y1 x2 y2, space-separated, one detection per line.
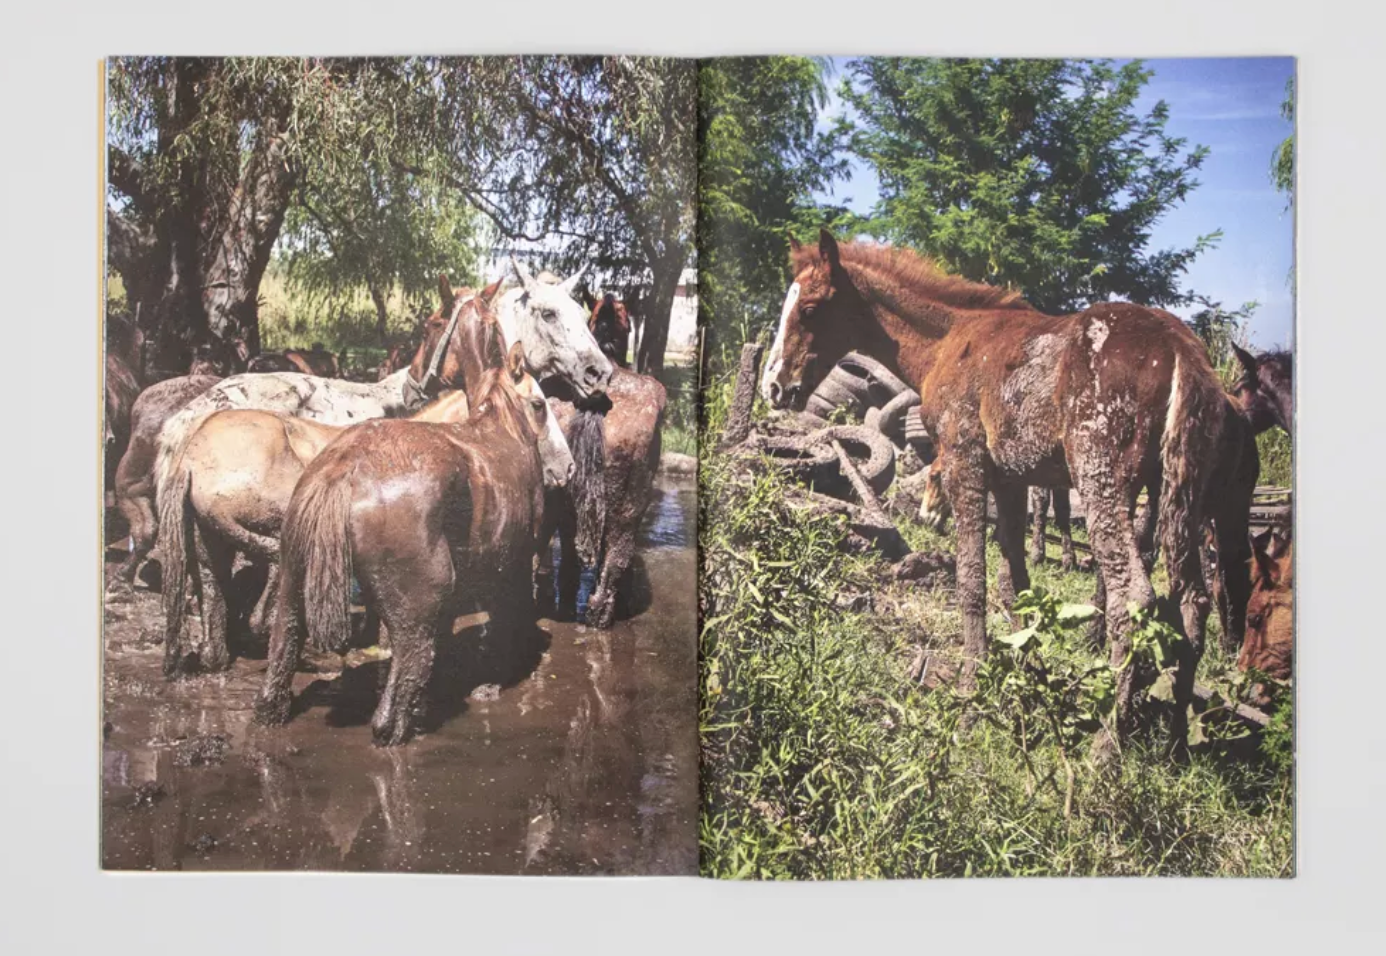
699 389 1294 879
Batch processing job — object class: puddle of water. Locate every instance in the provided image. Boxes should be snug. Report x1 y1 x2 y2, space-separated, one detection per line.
101 475 697 874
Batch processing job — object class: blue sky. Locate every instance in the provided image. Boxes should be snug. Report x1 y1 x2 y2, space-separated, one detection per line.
812 57 1296 349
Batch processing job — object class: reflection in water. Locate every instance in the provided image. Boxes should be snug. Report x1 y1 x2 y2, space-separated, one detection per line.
102 475 696 874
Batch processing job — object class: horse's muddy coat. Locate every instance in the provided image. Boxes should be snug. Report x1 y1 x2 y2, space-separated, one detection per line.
101 475 696 874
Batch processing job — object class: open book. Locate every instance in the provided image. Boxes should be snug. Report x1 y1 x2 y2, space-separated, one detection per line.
101 55 1295 878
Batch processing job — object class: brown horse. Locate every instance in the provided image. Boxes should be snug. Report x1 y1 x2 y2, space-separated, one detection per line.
587 292 632 368
111 375 222 588
540 368 667 628
765 230 1236 750
1232 344 1293 436
254 343 574 745
1239 526 1292 697
249 345 341 378
160 293 509 677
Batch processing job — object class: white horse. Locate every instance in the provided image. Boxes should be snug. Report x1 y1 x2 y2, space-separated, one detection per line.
495 257 613 400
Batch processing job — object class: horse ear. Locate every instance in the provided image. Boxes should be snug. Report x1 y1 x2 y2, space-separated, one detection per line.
510 257 537 292
507 341 527 382
581 288 598 310
480 279 503 305
788 231 803 253
818 228 842 271
1232 342 1259 379
439 274 455 313
560 265 587 295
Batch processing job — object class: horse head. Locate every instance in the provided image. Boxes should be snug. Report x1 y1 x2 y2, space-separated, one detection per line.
471 341 575 490
1239 525 1293 691
589 292 631 368
495 258 612 400
764 229 866 410
408 275 506 404
1232 343 1293 437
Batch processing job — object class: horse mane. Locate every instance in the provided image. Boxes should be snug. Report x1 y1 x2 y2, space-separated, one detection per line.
467 366 529 442
795 240 1031 312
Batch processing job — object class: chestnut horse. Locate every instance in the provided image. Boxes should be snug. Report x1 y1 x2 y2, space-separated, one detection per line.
765 230 1235 750
1239 526 1292 698
254 343 574 745
248 344 341 378
159 293 512 676
587 292 632 368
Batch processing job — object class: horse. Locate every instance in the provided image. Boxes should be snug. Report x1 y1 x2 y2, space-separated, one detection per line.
104 351 142 494
254 342 574 745
494 257 613 400
1238 526 1292 700
111 374 223 589
587 292 632 368
764 230 1238 752
1231 344 1293 436
248 345 341 378
920 464 1077 572
540 368 666 629
159 294 510 677
151 276 509 539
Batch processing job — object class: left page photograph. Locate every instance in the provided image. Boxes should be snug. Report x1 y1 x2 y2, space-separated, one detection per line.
100 56 699 874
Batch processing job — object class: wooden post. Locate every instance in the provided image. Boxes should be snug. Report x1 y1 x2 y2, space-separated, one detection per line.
722 342 764 446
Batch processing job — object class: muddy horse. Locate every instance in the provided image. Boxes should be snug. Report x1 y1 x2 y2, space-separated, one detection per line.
159 291 512 676
1231 343 1293 437
254 342 574 745
586 292 632 368
764 230 1241 751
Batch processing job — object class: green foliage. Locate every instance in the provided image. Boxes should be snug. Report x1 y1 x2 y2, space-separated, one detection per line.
699 429 1293 878
697 57 849 373
1272 77 1295 206
1257 427 1293 488
842 58 1220 314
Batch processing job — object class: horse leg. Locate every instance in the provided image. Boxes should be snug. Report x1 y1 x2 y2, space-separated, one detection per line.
194 526 237 673
1071 441 1155 757
1212 437 1258 658
993 482 1031 614
254 574 305 726
557 495 581 623
942 452 989 691
372 619 439 747
534 495 561 620
1088 563 1108 650
1054 488 1076 572
1028 486 1049 566
1135 468 1162 573
587 514 637 630
248 563 280 638
115 486 156 589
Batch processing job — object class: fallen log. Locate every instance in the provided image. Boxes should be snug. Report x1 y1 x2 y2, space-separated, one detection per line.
1192 684 1271 728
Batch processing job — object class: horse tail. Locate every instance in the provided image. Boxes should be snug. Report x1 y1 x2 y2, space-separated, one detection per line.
282 472 354 654
159 454 195 646
153 407 207 517
1156 346 1226 630
568 409 607 568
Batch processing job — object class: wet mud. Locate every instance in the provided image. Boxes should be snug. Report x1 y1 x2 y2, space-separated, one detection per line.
101 476 697 875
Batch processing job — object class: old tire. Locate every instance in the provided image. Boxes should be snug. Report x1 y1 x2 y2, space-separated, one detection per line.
837 352 912 405
814 424 896 495
875 389 921 442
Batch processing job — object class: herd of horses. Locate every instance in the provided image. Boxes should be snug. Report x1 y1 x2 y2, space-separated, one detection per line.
763 230 1293 756
104 260 667 746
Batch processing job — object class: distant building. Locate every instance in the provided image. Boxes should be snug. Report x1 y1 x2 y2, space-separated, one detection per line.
482 246 697 365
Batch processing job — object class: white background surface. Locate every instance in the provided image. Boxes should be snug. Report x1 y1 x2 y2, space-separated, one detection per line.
2 4 1381 953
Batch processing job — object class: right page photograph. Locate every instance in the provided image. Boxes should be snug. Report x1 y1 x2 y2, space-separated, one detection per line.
697 56 1295 879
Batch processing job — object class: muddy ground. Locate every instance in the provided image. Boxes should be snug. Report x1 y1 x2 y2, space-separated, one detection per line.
101 475 697 875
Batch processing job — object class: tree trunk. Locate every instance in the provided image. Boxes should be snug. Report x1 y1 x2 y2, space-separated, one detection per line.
636 255 682 375
106 58 295 377
370 282 390 346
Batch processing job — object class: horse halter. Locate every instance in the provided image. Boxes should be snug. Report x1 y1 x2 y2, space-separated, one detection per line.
403 292 474 408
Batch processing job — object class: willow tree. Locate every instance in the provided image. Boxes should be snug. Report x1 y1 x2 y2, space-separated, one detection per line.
397 56 697 373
